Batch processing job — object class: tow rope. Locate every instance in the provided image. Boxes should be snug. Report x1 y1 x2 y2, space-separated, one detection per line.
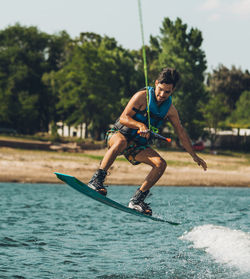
137 1 171 143
137 0 151 131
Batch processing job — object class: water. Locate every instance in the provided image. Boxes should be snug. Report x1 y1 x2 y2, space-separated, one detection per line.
0 183 249 279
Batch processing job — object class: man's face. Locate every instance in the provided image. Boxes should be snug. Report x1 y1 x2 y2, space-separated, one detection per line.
154 80 174 104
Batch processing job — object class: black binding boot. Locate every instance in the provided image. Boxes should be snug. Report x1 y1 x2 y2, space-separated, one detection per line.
128 188 152 215
88 169 107 196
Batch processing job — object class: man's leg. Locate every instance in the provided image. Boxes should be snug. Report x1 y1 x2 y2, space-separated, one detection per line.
100 132 127 171
134 148 167 192
128 148 167 215
88 132 127 195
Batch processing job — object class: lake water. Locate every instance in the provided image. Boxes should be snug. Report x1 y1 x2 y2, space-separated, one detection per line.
0 183 250 279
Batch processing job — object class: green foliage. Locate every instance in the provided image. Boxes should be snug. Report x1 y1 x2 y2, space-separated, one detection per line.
227 91 250 128
1 21 248 147
207 65 250 110
200 94 230 148
148 18 207 139
0 24 70 133
130 38 160 86
45 32 141 139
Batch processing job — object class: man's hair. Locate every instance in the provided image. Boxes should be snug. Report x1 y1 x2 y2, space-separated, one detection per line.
157 68 180 88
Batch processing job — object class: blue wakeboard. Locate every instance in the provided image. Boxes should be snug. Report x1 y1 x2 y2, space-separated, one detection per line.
55 172 179 225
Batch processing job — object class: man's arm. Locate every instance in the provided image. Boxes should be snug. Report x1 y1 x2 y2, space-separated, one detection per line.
167 105 207 171
119 91 150 138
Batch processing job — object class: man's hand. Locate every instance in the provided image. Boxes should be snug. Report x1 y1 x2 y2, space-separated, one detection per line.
193 155 207 171
138 124 150 139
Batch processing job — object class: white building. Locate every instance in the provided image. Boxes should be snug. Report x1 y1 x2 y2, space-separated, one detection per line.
51 122 87 138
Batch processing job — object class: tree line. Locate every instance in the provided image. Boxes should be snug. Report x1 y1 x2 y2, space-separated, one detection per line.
0 20 249 143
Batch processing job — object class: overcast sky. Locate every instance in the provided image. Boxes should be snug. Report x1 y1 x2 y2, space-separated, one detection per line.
1 0 250 72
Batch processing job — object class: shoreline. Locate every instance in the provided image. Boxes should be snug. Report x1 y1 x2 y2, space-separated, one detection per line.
1 179 249 188
0 147 249 187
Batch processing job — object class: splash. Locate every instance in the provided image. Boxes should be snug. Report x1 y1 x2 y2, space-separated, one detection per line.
180 224 250 273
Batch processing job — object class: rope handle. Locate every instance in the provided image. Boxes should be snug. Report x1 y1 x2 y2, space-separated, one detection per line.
137 130 171 143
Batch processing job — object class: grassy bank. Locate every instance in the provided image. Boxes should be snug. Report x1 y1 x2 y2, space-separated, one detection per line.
0 145 249 186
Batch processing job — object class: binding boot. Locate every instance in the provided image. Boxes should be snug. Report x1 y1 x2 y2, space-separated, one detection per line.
88 169 107 196
128 188 152 215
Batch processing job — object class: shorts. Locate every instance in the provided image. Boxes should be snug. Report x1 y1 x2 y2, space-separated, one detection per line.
105 128 150 165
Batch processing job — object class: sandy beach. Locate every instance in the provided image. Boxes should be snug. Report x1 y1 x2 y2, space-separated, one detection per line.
0 146 249 187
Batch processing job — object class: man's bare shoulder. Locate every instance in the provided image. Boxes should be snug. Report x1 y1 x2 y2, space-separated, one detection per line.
129 90 147 108
167 104 182 128
133 89 147 99
167 104 178 116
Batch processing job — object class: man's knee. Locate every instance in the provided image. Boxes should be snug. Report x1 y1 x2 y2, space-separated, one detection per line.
111 136 127 152
116 137 127 148
154 157 167 171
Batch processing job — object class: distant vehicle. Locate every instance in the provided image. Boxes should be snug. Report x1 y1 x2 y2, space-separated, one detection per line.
192 141 205 151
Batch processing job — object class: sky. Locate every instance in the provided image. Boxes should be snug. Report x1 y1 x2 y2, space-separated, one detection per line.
1 0 250 72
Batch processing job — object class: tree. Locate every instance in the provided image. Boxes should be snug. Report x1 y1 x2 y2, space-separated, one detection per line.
207 65 250 111
0 24 70 133
130 35 161 86
200 94 229 149
149 18 207 139
227 90 250 129
47 32 142 139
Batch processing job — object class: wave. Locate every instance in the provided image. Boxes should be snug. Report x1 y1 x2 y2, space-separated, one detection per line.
180 224 250 273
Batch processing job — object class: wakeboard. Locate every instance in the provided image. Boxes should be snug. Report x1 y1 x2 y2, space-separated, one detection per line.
55 172 179 225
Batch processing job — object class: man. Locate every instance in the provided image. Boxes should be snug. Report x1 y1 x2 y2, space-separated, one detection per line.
88 68 207 215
